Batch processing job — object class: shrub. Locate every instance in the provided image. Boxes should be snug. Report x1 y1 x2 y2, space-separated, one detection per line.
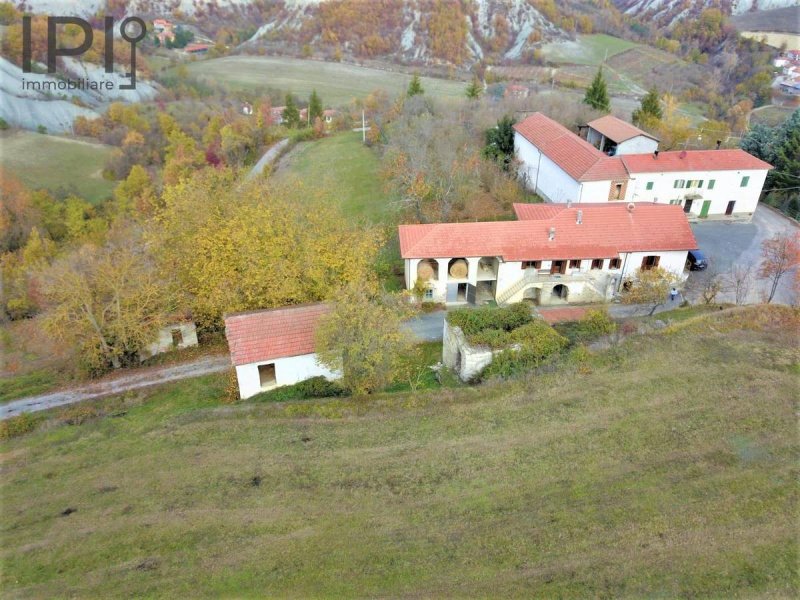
481 319 568 380
0 117 9 130
448 303 532 340
249 376 345 403
554 309 617 344
0 412 40 439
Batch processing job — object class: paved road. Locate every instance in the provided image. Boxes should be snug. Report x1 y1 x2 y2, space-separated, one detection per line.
245 138 289 180
1 356 230 420
687 205 798 305
403 311 446 341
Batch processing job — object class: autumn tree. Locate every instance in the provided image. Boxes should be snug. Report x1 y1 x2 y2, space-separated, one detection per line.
654 94 692 150
315 286 415 396
162 128 206 186
39 226 172 373
114 164 156 217
727 265 753 305
407 73 424 97
282 94 301 128
152 169 383 329
583 67 610 113
758 232 799 303
308 89 323 123
621 267 681 315
632 87 662 127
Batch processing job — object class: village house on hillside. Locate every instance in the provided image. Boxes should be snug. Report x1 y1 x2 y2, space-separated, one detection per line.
514 113 772 220
224 304 336 400
399 202 697 306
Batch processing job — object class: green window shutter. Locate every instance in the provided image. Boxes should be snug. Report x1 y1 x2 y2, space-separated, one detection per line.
741 176 749 187
646 181 654 190
708 179 715 189
673 180 679 188
698 180 703 188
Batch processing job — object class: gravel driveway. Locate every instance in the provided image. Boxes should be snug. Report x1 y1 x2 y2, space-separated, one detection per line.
687 205 798 305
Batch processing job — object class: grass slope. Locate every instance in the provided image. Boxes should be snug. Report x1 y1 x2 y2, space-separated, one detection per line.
1 307 798 598
184 56 467 104
0 131 114 204
540 34 639 66
277 132 393 223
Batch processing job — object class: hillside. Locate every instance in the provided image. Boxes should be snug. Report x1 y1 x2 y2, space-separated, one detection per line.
614 0 798 26
1 306 797 597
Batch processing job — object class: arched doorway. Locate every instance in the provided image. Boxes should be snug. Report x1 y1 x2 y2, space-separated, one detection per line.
523 287 542 305
551 284 568 301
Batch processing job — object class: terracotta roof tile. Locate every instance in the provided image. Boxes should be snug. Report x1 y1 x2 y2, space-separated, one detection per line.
224 303 331 366
621 149 773 173
398 203 697 261
587 115 658 143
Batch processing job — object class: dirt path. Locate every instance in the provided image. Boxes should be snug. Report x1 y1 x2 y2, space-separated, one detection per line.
1 356 231 420
246 138 290 180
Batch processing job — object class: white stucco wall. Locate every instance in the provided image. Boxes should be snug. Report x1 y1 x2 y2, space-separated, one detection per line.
235 353 339 400
140 322 198 361
625 168 768 219
615 136 659 155
515 133 582 203
620 250 689 282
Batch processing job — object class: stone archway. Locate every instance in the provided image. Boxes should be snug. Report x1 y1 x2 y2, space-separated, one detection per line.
551 284 568 301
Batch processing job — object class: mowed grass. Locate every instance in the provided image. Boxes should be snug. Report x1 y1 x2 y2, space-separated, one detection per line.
1 306 798 598
0 131 114 203
540 34 639 66
277 132 394 223
184 56 467 104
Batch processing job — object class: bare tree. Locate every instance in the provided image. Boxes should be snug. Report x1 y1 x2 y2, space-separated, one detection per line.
727 265 753 305
758 233 800 304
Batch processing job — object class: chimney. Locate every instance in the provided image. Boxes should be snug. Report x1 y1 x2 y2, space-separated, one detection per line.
567 199 572 208
576 209 583 224
549 227 556 241
716 139 722 150
654 149 659 159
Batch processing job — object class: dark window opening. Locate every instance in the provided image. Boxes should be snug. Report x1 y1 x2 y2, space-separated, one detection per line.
522 260 542 270
550 260 566 274
591 259 603 270
569 259 582 269
641 255 660 271
171 328 183 347
609 258 621 269
258 363 277 389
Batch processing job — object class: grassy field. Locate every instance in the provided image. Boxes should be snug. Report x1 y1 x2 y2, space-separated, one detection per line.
184 56 467 104
277 132 395 223
1 306 797 598
750 105 796 128
0 131 115 203
540 34 639 67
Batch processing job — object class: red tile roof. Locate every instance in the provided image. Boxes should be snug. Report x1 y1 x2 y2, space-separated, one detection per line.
399 203 697 261
224 303 331 366
621 149 772 173
587 115 658 143
514 113 628 181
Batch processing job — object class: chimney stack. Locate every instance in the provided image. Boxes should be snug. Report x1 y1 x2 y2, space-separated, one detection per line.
576 209 583 224
567 199 572 208
654 149 659 159
548 227 556 241
716 139 722 150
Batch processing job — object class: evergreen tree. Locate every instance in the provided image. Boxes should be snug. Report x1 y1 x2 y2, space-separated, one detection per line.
282 93 301 129
482 115 517 171
308 89 323 123
465 77 482 100
632 87 662 126
583 67 610 113
771 110 800 191
407 73 424 97
740 122 777 164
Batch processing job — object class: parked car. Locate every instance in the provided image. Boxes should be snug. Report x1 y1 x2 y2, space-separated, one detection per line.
687 249 708 271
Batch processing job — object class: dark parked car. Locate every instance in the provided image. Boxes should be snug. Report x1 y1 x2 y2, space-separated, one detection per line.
687 249 708 271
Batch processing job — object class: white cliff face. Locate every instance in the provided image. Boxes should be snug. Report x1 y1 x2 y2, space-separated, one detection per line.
614 0 798 23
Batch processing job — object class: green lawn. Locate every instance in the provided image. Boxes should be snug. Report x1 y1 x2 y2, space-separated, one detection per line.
184 56 467 104
277 132 395 223
540 34 639 66
1 306 797 598
0 131 115 203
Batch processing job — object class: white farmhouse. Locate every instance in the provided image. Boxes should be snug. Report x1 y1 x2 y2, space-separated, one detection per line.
224 303 337 400
399 202 697 306
584 114 660 156
514 112 772 220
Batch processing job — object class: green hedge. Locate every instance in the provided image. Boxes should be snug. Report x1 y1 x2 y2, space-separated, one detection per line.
249 376 345 403
448 303 532 343
483 320 568 379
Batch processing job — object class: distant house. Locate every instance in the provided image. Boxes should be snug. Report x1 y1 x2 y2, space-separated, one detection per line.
140 321 198 361
242 102 253 116
184 43 210 54
399 202 697 306
224 304 337 400
504 84 529 99
322 109 338 124
152 19 175 45
515 112 772 220
780 76 800 96
583 115 659 156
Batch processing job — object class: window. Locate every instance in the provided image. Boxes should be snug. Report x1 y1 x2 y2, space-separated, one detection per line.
569 259 582 269
522 260 541 269
707 179 715 190
609 258 621 269
669 199 682 205
645 181 654 190
550 260 566 274
591 259 603 270
258 363 277 389
641 255 660 270
171 328 183 347
613 183 623 199
687 180 703 189
740 176 750 187
424 288 434 300
673 179 686 189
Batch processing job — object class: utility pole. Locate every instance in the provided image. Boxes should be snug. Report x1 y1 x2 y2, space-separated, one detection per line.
352 109 371 143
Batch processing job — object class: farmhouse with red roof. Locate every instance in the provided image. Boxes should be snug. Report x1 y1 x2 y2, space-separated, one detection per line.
514 112 772 221
399 202 697 306
224 303 337 399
